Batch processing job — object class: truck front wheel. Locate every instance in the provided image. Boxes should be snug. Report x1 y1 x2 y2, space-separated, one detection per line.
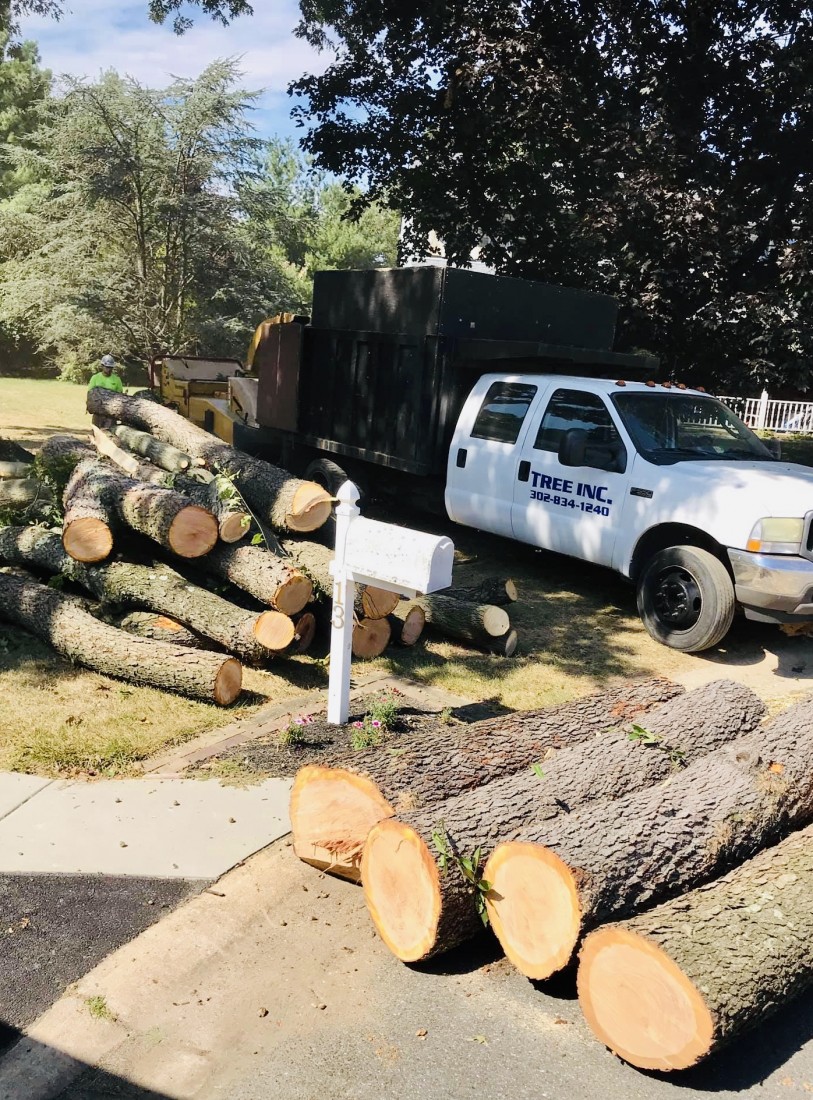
636 546 735 653
304 458 351 496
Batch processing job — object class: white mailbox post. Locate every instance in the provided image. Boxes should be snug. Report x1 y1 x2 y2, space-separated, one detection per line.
328 481 454 724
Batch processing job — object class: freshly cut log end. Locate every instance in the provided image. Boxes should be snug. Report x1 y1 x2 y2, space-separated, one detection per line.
167 505 218 558
362 819 441 963
361 587 401 620
352 616 392 658
62 517 114 564
388 603 426 646
490 628 518 657
287 482 334 533
484 842 580 979
275 573 313 617
577 928 715 1072
213 657 243 706
289 765 394 880
291 612 316 654
218 510 251 543
253 610 296 653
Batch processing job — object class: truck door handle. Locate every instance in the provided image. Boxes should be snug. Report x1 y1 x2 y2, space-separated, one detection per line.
456 448 467 468
517 460 531 482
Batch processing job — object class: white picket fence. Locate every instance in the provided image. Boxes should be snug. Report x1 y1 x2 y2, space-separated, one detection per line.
718 391 813 435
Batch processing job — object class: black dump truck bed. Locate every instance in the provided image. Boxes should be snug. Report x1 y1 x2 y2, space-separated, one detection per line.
254 267 656 479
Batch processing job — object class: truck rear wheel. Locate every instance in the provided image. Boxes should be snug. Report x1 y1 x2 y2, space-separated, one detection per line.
304 458 351 496
636 546 734 653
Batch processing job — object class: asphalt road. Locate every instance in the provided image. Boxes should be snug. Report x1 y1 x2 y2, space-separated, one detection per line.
0 873 203 1053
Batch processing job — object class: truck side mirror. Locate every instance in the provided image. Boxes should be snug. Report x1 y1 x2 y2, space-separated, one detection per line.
765 437 781 460
559 428 587 467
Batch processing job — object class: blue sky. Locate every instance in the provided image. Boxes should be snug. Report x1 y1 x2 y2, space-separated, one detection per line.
18 0 333 143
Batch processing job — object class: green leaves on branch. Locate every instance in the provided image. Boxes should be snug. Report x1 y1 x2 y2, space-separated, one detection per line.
431 825 492 926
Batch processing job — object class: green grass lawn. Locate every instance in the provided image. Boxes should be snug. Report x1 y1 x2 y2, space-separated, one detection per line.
0 378 94 449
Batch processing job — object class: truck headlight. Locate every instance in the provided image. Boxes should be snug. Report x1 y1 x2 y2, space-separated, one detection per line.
746 518 805 555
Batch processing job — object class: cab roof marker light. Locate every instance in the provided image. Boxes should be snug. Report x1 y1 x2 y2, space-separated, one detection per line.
645 380 656 387
615 379 627 386
662 381 672 389
696 386 706 392
677 383 687 389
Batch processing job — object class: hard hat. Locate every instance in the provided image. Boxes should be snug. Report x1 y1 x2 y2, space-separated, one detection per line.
101 354 116 368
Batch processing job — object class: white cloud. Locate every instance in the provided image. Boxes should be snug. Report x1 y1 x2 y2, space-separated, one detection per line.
18 0 334 138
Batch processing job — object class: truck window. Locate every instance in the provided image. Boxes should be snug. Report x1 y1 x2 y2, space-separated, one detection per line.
470 382 538 444
535 389 622 452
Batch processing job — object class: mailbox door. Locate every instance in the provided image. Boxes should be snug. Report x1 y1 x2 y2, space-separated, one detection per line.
446 376 542 538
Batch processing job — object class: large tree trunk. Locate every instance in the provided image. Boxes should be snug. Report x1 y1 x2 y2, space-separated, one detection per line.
0 526 294 662
112 423 195 473
448 578 518 605
416 593 510 648
578 821 813 1072
0 462 32 480
114 610 204 649
0 479 53 509
290 677 683 881
279 536 391 619
64 458 218 560
62 459 115 563
86 389 333 534
94 428 250 543
0 570 241 704
201 542 312 615
483 696 813 982
361 680 765 962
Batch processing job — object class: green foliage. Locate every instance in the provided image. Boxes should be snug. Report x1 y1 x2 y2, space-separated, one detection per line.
280 714 313 748
85 994 115 1021
0 34 50 200
293 2 813 392
431 825 492 926
365 692 400 731
530 762 546 779
627 723 686 769
350 716 383 750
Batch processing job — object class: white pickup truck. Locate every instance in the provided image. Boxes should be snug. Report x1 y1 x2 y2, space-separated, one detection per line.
445 374 813 652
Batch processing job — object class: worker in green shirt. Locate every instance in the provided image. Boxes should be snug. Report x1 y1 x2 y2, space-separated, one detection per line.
88 354 123 393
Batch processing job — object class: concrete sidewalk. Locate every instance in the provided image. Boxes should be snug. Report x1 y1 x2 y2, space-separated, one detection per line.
0 772 292 879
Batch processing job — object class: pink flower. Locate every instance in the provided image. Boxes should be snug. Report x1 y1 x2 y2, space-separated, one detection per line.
371 720 382 728
352 721 363 729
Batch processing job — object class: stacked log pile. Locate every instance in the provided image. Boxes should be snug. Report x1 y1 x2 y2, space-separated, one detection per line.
0 391 521 702
291 679 813 1073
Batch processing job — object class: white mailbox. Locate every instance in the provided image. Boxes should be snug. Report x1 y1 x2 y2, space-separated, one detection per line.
327 481 454 723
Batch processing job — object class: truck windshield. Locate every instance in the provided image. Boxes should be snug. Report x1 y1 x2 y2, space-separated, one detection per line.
612 392 774 464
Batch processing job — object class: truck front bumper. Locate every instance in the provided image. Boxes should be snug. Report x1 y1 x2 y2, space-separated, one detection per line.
728 548 813 623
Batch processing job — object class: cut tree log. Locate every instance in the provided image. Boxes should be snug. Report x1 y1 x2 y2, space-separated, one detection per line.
489 628 518 657
93 428 250 543
387 602 426 646
291 612 317 654
62 459 115 563
86 388 333 533
416 593 510 650
361 680 764 962
290 677 683 881
0 526 294 662
64 458 218 560
0 462 32 480
448 578 518 605
112 424 194 473
279 536 388 619
201 542 312 615
38 434 95 484
484 695 813 981
577 820 813 1072
0 570 241 704
0 478 53 509
114 611 204 649
352 616 392 658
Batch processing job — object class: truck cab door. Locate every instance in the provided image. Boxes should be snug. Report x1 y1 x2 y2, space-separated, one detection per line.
446 378 541 538
512 387 629 565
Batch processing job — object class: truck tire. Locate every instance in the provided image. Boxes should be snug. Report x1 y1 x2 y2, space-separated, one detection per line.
636 545 734 653
304 458 351 497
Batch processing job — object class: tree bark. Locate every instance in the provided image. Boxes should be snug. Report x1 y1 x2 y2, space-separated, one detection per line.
484 695 813 981
387 602 426 646
114 610 204 649
0 570 241 704
0 462 32 480
448 578 518 605
38 434 95 477
112 423 194 473
291 612 317 654
92 426 170 484
279 537 386 619
290 677 683 881
64 458 218 560
362 680 765 962
62 459 115 563
578 821 813 1071
87 388 333 533
416 593 510 647
201 542 312 615
0 525 293 662
0 479 53 508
